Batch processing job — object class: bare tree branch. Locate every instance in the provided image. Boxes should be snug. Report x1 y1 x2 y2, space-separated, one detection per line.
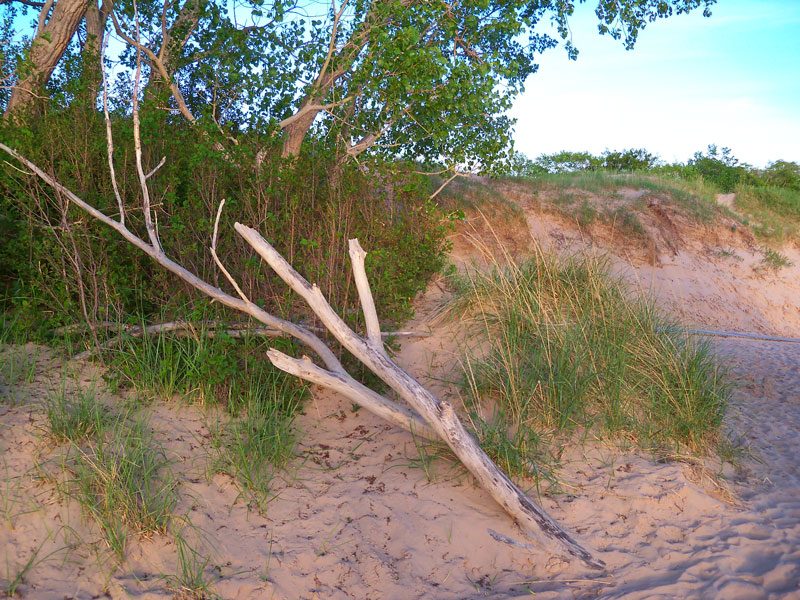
348 238 383 351
235 225 605 570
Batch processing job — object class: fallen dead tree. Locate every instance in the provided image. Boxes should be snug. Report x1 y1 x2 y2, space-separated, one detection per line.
0 34 604 571
0 137 604 570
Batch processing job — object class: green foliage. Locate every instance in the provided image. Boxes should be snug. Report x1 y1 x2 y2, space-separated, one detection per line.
513 148 661 176
3 0 716 168
0 109 450 340
759 248 793 272
687 144 745 193
450 252 730 483
106 321 304 409
532 150 600 174
762 160 800 190
601 148 661 172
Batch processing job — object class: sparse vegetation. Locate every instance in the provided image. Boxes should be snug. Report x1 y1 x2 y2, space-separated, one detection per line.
758 248 793 272
734 185 800 244
509 146 800 246
56 410 178 561
211 370 305 510
163 526 221 600
449 250 730 487
0 320 38 404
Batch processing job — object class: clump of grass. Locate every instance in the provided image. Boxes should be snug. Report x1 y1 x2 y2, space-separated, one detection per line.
212 370 305 509
713 247 743 261
163 525 221 600
758 248 793 272
448 249 729 485
46 385 109 444
106 324 302 412
606 206 647 239
61 413 178 561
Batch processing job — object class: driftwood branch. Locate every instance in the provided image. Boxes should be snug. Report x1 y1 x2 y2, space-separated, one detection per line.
235 226 605 570
69 320 286 360
348 239 383 351
0 67 603 566
48 320 430 339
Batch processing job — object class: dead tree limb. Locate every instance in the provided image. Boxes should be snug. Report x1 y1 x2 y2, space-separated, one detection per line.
235 226 605 570
0 42 603 563
0 141 432 440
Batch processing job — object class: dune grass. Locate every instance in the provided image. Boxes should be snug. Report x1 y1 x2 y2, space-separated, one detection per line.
46 384 110 444
47 392 178 562
506 171 720 224
211 370 305 510
448 249 730 485
105 326 307 505
733 184 800 244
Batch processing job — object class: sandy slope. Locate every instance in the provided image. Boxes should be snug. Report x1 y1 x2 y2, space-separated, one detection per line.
2 189 800 599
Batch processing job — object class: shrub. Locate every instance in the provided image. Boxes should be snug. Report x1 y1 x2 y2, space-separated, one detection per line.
0 104 451 338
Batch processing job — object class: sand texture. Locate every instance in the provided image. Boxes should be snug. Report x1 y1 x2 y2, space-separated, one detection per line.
2 187 800 599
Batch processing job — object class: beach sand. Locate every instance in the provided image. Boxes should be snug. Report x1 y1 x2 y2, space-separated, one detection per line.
2 190 799 599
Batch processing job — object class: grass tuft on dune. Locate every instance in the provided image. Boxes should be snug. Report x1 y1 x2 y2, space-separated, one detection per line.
448 248 730 484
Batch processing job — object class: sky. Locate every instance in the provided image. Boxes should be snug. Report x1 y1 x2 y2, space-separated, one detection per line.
510 0 800 168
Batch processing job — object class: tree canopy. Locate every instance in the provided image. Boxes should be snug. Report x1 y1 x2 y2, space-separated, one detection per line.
1 0 716 168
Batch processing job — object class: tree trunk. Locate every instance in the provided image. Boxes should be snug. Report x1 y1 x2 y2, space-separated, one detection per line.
280 106 321 158
5 0 89 118
79 0 111 107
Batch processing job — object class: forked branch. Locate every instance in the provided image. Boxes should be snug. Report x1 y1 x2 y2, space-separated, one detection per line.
235 225 605 570
0 123 603 572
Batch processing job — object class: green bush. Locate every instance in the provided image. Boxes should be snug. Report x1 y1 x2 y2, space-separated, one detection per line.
0 103 451 338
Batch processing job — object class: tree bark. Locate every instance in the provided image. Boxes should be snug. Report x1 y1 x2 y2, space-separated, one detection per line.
5 0 89 118
79 0 111 106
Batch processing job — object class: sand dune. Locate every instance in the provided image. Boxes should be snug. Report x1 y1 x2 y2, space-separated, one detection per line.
1 190 799 599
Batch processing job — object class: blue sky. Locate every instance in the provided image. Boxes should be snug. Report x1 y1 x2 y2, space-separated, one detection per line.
510 0 800 168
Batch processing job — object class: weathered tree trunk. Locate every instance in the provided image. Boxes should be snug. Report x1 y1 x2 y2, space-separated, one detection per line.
237 229 606 570
79 0 111 106
5 0 89 118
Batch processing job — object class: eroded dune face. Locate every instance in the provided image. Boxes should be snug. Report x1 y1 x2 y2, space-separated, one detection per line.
2 182 799 599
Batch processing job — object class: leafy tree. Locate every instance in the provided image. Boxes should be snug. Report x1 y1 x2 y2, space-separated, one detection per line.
533 150 600 173
507 151 547 177
601 147 661 172
688 144 744 192
762 160 800 190
2 0 717 168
